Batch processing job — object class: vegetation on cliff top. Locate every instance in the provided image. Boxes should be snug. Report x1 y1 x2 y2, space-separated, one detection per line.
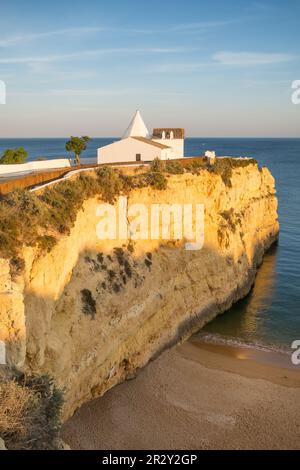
0 157 257 271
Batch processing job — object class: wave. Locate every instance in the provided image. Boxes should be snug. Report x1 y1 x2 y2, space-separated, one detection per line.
195 331 291 356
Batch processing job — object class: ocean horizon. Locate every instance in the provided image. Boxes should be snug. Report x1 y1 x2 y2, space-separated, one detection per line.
1 137 300 161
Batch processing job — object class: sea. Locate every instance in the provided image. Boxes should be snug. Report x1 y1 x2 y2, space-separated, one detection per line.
0 137 299 353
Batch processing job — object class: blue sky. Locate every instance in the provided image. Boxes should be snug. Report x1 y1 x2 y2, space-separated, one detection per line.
0 0 299 137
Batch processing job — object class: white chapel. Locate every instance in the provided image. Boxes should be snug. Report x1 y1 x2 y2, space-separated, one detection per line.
97 110 184 164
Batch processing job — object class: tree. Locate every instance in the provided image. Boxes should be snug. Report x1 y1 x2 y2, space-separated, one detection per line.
0 147 28 164
65 136 91 165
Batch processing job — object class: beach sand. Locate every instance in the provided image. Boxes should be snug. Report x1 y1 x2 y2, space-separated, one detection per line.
62 339 300 450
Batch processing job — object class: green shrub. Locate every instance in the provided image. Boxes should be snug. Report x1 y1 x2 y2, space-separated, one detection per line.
0 147 28 165
41 178 89 233
147 172 168 190
165 160 184 174
150 157 166 173
0 189 50 257
96 166 124 203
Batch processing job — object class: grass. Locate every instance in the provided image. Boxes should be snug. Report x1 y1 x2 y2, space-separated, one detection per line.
0 372 63 450
0 157 258 266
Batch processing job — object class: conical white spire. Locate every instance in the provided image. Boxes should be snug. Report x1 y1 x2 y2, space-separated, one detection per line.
122 110 149 139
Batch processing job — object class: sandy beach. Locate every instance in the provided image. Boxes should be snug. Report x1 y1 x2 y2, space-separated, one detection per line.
62 339 300 450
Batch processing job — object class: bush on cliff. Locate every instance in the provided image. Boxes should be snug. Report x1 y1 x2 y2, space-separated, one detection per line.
0 372 63 450
96 166 124 203
183 158 208 174
207 157 257 187
165 159 184 174
150 157 166 173
0 188 50 259
41 174 98 233
81 288 97 319
147 171 168 190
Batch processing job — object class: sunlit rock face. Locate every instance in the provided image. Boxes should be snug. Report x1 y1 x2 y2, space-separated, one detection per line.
0 164 279 419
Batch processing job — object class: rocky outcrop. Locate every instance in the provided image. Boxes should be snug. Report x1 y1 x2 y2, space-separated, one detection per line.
0 163 279 419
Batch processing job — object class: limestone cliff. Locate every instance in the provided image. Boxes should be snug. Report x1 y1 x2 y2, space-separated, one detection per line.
0 163 279 419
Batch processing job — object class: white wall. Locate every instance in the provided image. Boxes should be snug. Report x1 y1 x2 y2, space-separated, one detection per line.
98 137 171 164
152 138 184 159
0 158 71 177
81 157 97 166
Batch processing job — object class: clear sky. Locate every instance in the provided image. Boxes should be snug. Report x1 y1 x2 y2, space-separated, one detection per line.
0 0 299 137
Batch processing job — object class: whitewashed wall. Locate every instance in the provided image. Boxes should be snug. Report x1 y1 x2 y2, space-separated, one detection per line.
98 137 172 164
152 138 184 159
81 157 97 166
0 158 71 176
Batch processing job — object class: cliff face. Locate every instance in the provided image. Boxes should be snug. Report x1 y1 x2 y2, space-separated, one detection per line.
0 164 279 419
